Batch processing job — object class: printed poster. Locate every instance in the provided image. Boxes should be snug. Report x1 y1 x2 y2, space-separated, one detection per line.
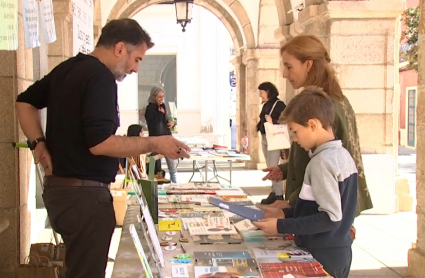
22 0 40 48
71 0 94 55
0 0 18 50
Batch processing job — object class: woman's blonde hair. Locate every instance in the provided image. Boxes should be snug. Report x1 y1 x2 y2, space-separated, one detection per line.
280 35 343 101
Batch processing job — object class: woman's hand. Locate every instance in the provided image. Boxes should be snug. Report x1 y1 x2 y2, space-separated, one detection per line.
262 166 283 181
167 121 175 128
265 114 273 123
158 107 165 113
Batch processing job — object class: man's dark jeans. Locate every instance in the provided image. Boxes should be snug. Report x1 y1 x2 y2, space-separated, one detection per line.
42 186 116 278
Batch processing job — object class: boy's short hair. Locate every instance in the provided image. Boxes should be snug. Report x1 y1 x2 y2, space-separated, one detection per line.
280 86 335 129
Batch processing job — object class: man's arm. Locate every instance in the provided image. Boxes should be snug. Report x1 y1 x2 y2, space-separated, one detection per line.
15 72 51 141
89 135 155 157
90 135 190 160
15 102 44 142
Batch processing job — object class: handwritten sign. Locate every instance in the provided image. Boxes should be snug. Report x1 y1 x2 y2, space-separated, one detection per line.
72 0 93 55
0 0 18 50
38 0 57 44
23 0 40 48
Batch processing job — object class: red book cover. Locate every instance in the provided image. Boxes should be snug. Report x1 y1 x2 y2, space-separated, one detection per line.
259 262 330 277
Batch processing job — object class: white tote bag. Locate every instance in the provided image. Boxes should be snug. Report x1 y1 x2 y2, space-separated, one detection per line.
264 100 291 151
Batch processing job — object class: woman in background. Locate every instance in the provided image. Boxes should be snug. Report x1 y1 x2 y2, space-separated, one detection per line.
145 87 178 183
257 82 286 204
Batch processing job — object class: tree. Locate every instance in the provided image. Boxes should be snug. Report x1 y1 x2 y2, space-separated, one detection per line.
400 6 420 71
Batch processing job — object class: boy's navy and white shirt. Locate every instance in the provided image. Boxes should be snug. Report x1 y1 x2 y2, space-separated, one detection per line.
277 140 358 249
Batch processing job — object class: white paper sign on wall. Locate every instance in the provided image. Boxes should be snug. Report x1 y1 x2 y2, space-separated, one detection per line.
0 0 19 50
72 0 94 55
38 0 57 44
22 0 40 48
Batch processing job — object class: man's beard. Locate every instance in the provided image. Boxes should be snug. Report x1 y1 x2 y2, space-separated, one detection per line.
113 59 127 81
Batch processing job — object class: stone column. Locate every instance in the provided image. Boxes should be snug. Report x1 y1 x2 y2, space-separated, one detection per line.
0 1 45 277
232 56 246 152
243 50 260 169
48 0 73 71
243 48 284 169
408 0 425 276
293 0 405 158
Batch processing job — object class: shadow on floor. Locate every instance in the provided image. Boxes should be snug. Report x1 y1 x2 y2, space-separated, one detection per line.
349 267 411 277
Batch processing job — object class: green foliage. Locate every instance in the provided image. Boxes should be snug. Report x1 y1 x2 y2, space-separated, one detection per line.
400 7 420 71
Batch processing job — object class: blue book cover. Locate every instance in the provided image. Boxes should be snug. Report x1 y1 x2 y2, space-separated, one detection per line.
208 197 265 221
194 251 252 259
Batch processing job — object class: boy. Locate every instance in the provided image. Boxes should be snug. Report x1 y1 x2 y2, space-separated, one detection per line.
253 87 358 278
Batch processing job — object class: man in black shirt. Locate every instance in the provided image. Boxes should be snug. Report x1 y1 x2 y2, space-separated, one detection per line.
15 19 190 278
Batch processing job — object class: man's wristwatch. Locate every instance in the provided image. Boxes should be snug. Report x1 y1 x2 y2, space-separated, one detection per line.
30 137 46 150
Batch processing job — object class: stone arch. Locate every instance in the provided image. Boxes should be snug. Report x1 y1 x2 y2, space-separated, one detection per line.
258 0 281 48
274 0 295 26
107 0 255 54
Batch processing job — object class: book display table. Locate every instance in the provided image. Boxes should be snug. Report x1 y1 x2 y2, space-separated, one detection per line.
112 186 332 278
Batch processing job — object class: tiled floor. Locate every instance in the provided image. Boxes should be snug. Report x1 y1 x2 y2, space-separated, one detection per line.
37 147 418 278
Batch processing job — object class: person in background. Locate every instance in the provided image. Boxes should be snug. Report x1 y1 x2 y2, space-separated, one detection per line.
145 87 179 183
261 34 373 240
126 124 147 178
254 87 358 278
256 82 286 204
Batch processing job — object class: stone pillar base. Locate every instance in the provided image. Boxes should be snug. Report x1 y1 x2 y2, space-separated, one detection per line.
408 248 425 278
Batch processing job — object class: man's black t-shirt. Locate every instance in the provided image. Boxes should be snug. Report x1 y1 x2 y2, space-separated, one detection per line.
16 53 119 183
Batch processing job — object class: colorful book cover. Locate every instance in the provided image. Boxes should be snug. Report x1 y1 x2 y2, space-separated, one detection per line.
188 224 238 236
194 266 260 278
192 234 243 245
208 197 264 221
252 247 313 264
195 258 258 267
240 230 294 242
194 251 252 260
259 262 331 277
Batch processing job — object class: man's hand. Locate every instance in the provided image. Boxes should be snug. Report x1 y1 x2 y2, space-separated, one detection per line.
34 143 52 176
269 200 292 209
153 136 191 159
252 218 278 235
262 166 283 182
261 207 286 218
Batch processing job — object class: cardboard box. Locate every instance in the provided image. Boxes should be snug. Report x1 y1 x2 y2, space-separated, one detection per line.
29 243 66 277
111 190 128 226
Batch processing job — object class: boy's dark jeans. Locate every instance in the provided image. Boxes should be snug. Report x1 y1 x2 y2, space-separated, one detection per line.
42 186 116 278
308 246 352 278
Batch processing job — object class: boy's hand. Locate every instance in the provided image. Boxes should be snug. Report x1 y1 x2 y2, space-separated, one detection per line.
252 218 278 235
261 207 286 218
269 200 292 209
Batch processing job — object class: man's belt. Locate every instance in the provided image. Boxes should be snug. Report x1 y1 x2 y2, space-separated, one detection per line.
44 176 110 189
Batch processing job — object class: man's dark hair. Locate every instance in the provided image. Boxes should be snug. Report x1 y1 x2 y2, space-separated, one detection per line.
280 86 335 129
97 18 154 49
258 82 279 99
